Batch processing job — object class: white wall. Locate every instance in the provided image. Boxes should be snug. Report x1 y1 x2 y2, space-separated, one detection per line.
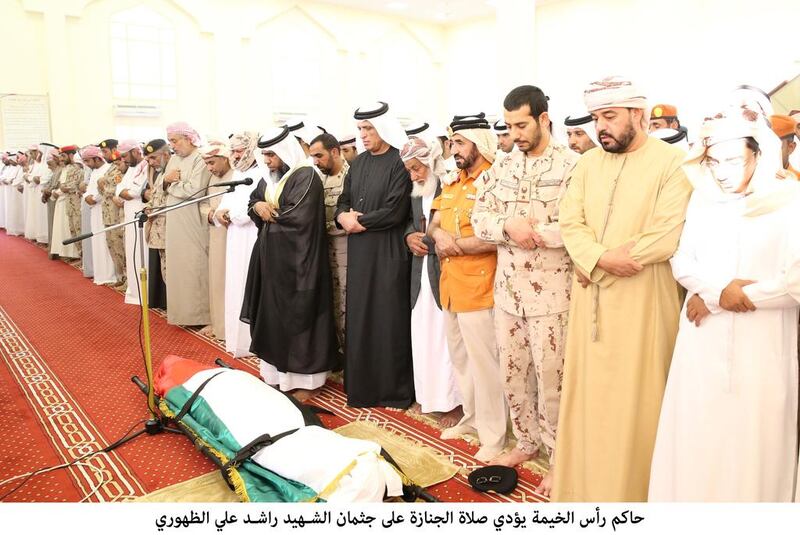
0 0 798 149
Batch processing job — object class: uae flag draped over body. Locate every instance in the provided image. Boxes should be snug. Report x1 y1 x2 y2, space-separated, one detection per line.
154 355 404 502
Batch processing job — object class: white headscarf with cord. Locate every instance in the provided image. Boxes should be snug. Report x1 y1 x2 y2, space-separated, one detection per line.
353 102 409 152
563 113 599 146
257 127 311 205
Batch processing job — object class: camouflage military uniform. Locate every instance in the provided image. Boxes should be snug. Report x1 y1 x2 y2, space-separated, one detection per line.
145 166 169 281
43 165 63 247
323 160 349 353
99 165 125 282
471 140 577 460
61 163 85 255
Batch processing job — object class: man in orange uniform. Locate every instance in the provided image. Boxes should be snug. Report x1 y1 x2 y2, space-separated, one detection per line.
427 113 508 462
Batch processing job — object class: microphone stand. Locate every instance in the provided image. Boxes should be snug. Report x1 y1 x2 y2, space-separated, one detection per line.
63 185 238 445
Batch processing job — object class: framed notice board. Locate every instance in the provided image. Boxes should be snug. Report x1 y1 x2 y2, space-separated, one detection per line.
0 94 52 150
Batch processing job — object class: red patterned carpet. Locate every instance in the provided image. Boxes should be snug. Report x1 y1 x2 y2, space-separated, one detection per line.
0 229 545 503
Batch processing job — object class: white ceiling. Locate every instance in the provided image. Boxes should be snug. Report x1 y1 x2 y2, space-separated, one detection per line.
313 0 496 24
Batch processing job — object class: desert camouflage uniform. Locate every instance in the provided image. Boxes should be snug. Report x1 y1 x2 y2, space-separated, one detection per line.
471 140 577 460
99 165 126 282
145 166 169 281
61 163 85 255
322 160 349 353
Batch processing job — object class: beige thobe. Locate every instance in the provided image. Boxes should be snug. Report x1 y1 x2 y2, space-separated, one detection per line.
552 137 692 502
165 150 212 326
200 168 232 340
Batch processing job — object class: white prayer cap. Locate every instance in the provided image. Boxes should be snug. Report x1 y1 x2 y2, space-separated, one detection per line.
286 118 325 146
257 126 307 170
584 75 648 112
650 127 689 151
563 113 599 146
353 101 409 151
447 113 498 164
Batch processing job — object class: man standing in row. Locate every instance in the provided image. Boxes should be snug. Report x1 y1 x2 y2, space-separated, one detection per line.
116 140 149 304
472 86 577 496
98 150 125 287
199 139 234 341
428 113 507 462
402 135 462 426
563 113 598 154
164 122 212 329
493 119 515 155
41 145 62 250
338 135 359 164
99 139 118 162
648 104 681 133
553 76 692 502
242 126 338 400
335 102 414 408
49 146 83 260
81 145 118 285
217 131 260 357
310 132 349 355
142 139 171 310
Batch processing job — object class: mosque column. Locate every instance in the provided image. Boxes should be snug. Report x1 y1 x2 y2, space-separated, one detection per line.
210 26 244 134
42 7 72 143
493 0 537 95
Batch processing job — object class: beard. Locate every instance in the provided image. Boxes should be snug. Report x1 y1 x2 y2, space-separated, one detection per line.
454 145 480 170
515 123 542 153
410 172 438 199
598 117 637 154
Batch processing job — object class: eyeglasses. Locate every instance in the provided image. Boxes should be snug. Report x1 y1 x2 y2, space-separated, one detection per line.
701 155 746 169
476 475 502 485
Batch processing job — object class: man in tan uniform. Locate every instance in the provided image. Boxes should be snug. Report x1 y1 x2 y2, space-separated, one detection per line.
143 140 171 283
472 85 577 497
99 150 125 287
59 146 84 257
309 132 349 354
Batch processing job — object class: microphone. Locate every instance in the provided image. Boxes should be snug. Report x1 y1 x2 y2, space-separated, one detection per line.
213 177 253 188
63 231 93 245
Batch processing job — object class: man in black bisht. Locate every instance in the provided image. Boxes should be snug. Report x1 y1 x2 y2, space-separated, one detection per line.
334 101 414 409
241 126 338 402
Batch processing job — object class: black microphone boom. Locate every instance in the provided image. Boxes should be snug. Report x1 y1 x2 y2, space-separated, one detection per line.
63 231 93 245
213 177 253 188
